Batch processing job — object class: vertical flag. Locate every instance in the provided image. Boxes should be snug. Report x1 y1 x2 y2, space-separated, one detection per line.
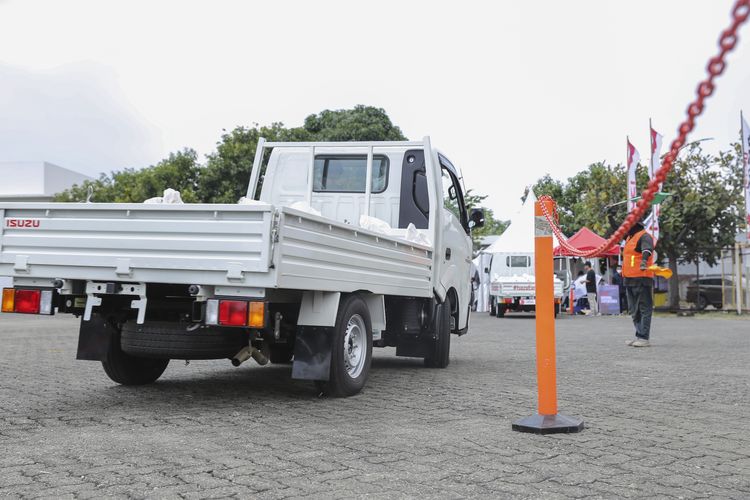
626 138 640 213
649 122 663 241
742 112 750 238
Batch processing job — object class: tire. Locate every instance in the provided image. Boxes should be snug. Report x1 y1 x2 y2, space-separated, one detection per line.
490 301 496 316
316 295 373 397
695 294 708 311
121 321 247 360
102 325 169 386
424 301 451 368
496 305 506 318
269 344 294 364
713 303 723 310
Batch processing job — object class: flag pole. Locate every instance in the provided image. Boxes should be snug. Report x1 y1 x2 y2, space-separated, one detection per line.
649 118 653 179
626 135 630 213
648 118 656 248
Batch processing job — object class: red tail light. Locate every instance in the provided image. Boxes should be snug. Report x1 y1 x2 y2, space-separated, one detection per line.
1 288 54 315
14 289 41 314
218 300 248 326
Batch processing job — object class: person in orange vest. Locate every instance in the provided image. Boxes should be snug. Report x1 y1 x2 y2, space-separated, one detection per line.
623 221 655 347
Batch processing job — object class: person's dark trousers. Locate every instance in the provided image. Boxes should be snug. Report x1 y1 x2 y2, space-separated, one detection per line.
626 283 653 340
619 287 628 313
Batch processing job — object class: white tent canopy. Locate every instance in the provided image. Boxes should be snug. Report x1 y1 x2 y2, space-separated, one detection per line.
483 191 537 254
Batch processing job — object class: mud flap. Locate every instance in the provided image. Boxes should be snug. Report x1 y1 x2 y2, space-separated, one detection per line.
292 326 333 380
76 313 114 361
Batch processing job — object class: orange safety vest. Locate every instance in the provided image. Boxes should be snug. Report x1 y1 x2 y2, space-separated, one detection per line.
623 230 655 278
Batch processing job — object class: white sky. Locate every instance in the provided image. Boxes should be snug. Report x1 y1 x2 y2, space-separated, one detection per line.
1 0 748 217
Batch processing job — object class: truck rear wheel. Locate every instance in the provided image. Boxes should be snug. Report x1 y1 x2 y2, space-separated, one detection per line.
424 301 450 368
316 295 372 397
102 326 169 386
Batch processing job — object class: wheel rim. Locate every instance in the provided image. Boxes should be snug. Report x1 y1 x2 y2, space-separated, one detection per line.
343 314 367 378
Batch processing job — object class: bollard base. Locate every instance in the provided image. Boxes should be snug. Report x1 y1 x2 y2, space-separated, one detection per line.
512 414 584 434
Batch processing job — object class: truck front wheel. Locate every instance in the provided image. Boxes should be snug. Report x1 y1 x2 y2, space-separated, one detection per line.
316 295 373 397
102 326 169 385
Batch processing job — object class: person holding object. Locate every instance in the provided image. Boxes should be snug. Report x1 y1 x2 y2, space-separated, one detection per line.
584 262 599 316
623 221 655 347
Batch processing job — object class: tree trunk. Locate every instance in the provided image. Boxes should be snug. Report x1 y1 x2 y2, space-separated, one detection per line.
667 252 680 310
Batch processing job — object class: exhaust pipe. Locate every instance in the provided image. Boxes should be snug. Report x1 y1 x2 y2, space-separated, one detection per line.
231 346 252 367
231 346 269 367
251 346 269 366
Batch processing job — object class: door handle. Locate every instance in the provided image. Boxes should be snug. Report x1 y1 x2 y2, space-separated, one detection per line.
445 248 451 260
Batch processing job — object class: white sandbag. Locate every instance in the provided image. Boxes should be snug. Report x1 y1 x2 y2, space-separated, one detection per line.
162 188 183 204
359 214 392 235
404 223 432 246
288 201 322 217
143 188 184 204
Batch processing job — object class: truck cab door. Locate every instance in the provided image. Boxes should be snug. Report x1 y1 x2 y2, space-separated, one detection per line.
437 162 472 332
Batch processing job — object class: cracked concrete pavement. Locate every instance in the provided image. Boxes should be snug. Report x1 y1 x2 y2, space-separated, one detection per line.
0 312 748 498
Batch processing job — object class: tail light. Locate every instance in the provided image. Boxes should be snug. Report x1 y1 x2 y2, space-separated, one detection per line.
1 288 14 313
1 288 54 315
219 300 248 326
205 299 265 328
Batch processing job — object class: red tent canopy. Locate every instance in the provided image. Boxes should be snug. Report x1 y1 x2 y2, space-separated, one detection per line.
553 227 620 257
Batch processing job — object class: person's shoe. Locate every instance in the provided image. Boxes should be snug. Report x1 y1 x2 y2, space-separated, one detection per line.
631 339 651 347
625 338 637 346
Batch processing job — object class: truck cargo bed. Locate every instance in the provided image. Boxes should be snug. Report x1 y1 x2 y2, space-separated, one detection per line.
0 203 433 297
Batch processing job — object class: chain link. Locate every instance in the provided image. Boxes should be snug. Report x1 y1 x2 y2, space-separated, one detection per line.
541 0 750 258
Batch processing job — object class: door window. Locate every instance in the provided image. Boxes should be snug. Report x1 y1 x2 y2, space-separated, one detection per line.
441 166 468 232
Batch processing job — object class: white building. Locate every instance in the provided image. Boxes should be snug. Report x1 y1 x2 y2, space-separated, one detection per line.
0 161 91 202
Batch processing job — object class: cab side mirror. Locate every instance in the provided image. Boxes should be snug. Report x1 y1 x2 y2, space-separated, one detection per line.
469 208 485 229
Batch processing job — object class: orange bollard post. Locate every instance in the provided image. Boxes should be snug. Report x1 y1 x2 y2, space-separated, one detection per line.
512 199 584 434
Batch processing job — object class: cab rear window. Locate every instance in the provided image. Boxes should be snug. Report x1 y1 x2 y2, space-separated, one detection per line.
507 256 531 267
313 155 389 193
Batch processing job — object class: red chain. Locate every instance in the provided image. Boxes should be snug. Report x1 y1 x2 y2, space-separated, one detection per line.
541 0 750 258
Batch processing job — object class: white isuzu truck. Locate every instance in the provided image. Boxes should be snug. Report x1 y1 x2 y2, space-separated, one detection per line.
488 252 564 317
0 138 483 397
484 193 563 318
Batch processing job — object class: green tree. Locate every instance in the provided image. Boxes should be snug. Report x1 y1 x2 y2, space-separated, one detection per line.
55 149 200 203
303 105 405 141
657 143 743 307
